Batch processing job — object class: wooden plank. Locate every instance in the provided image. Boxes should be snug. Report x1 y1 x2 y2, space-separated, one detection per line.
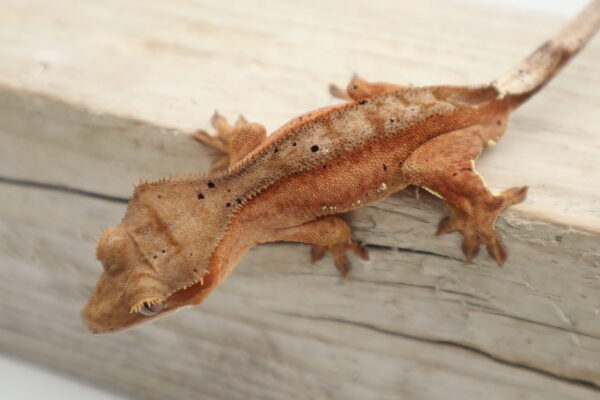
1 184 598 400
0 0 599 398
1 88 599 398
0 0 599 230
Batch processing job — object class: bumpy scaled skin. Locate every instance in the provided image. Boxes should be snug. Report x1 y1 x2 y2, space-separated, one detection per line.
82 1 600 333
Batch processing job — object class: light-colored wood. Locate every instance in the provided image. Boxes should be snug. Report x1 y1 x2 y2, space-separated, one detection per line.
2 183 599 400
0 0 599 399
1 0 599 231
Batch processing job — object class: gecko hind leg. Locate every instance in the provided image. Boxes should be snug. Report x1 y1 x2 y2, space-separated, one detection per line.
266 216 369 277
192 112 267 171
329 75 410 101
402 124 526 265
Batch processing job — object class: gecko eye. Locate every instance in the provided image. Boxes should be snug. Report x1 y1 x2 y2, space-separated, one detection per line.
139 301 164 316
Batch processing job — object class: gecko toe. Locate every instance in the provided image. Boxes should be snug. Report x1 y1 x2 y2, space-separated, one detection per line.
310 245 327 263
486 240 507 266
461 239 480 262
329 83 351 100
210 110 227 129
352 242 370 261
501 186 528 208
333 255 351 278
310 241 365 277
436 216 456 236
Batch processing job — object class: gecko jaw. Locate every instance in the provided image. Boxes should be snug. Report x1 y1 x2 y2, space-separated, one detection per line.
163 274 213 309
130 297 163 314
167 277 205 298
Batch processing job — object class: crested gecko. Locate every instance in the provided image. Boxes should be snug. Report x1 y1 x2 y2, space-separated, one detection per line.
82 1 600 333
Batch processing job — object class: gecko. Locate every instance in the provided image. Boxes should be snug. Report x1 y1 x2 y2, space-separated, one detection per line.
82 1 600 333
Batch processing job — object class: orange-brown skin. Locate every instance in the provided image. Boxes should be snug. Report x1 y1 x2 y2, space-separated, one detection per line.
82 1 600 333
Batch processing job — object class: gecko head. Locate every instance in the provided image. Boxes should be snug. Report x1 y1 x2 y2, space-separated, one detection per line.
81 181 227 334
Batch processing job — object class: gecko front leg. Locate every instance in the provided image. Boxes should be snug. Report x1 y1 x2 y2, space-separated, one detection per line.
402 124 527 265
265 216 369 277
192 112 267 171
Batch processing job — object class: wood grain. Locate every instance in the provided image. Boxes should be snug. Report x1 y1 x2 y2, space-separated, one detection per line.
0 0 599 398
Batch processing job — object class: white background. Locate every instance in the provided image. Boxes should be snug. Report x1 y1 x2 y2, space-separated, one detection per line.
0 1 588 399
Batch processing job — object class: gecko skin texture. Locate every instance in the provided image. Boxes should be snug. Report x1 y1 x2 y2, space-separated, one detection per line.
82 1 600 333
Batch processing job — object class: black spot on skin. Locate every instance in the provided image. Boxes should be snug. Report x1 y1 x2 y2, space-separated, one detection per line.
197 193 204 200
153 255 157 259
311 145 319 152
292 142 297 146
453 172 458 177
390 119 394 123
193 268 198 273
383 164 387 171
157 195 162 199
236 198 242 204
161 249 166 253
358 100 367 105
226 202 231 208
274 147 279 153
353 85 358 90
208 181 215 188
189 253 193 256
323 165 328 169
299 116 303 120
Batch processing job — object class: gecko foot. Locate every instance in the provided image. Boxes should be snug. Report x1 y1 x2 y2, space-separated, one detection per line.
437 186 527 265
310 241 369 277
192 111 266 171
329 75 410 101
192 111 239 171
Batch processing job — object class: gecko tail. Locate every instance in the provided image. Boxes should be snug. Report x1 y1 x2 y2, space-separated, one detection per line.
493 0 600 109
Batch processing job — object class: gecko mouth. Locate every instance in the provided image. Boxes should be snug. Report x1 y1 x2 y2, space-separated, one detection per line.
165 268 217 309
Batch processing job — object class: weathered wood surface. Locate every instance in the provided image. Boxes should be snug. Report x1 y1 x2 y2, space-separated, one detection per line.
0 0 599 399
